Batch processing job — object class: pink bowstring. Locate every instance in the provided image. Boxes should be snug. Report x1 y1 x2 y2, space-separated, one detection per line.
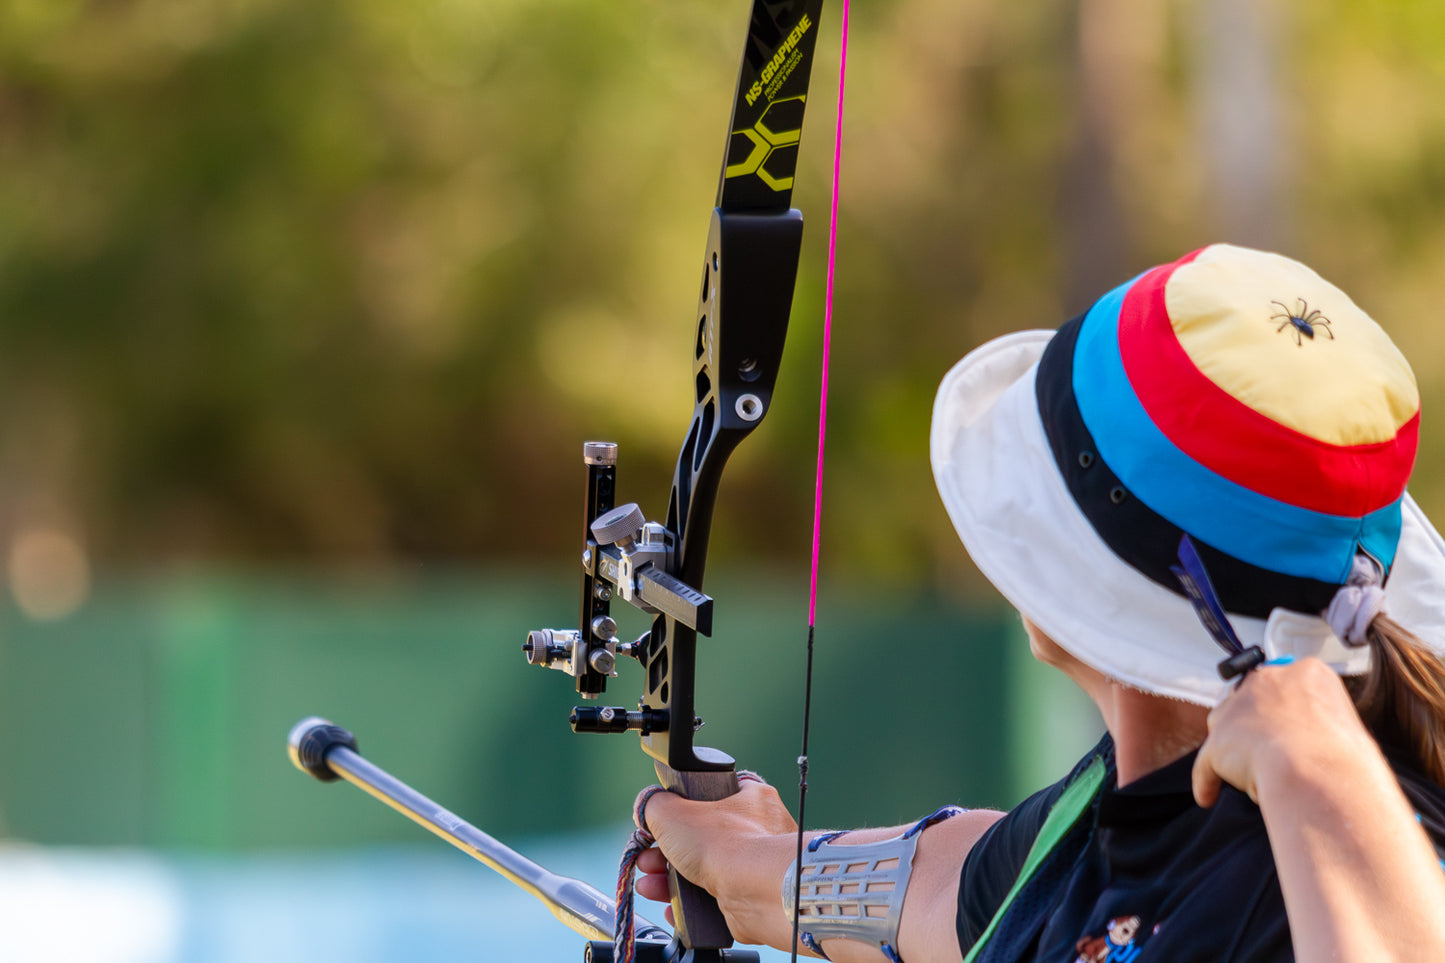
792 6 849 963
809 0 850 627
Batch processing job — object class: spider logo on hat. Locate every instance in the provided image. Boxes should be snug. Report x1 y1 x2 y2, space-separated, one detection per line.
1270 298 1334 346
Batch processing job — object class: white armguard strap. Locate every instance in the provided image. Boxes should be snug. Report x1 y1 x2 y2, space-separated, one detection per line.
781 806 965 962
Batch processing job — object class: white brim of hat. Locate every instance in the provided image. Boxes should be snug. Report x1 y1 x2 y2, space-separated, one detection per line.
930 330 1445 706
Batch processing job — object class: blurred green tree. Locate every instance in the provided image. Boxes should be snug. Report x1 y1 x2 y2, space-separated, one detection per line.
0 0 1439 597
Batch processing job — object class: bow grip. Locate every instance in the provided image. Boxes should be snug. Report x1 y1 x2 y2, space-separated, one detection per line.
654 758 741 949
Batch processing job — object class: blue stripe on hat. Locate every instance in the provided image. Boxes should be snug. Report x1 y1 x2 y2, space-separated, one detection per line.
1071 279 1402 583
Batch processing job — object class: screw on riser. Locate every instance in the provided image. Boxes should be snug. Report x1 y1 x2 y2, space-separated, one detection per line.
614 633 648 661
569 706 668 735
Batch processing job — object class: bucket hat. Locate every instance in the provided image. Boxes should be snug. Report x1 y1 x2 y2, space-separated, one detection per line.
931 244 1445 705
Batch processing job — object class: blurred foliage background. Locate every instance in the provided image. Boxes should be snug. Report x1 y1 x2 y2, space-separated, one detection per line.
1 0 1445 956
2 0 1440 589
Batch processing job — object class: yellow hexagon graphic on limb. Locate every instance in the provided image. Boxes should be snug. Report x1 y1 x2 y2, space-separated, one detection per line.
725 95 806 191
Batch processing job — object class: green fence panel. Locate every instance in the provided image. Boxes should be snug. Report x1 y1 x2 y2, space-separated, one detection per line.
0 572 1101 850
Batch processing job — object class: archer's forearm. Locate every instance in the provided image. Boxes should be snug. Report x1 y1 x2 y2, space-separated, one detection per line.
1256 740 1445 962
808 810 1005 963
638 783 1001 962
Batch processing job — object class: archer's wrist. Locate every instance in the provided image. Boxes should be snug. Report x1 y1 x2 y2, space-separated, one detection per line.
706 830 814 951
1250 722 1389 814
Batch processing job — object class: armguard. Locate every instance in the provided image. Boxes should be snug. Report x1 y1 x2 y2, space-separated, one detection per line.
781 806 965 962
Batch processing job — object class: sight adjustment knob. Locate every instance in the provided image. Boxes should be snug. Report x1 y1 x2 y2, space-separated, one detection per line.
591 503 645 547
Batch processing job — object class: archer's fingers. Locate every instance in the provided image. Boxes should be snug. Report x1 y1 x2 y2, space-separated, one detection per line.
1191 748 1223 809
636 846 669 875
634 868 673 904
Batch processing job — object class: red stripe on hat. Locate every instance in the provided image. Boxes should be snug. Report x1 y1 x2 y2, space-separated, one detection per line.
1116 252 1417 517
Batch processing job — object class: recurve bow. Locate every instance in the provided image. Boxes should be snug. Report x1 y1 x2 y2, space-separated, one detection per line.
522 0 829 956
290 5 837 961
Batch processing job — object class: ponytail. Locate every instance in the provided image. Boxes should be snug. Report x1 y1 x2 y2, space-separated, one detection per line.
1345 614 1445 787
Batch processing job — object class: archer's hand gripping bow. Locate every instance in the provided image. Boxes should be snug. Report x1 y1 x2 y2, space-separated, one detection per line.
523 0 827 956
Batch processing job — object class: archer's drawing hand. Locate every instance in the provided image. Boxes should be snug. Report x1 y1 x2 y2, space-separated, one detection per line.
1192 656 1445 960
633 776 801 949
1192 656 1374 808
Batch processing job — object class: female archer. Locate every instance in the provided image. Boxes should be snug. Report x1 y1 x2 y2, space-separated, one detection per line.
633 244 1445 961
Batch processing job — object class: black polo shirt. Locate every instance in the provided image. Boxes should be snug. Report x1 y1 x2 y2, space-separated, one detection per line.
957 735 1445 962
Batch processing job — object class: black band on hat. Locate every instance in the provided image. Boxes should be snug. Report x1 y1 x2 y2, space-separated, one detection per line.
1034 315 1340 619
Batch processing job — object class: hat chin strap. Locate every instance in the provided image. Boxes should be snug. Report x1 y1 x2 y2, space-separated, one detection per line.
1171 534 1380 679
1263 608 1372 676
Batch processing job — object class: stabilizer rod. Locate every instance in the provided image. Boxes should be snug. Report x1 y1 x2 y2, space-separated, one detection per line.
287 716 669 945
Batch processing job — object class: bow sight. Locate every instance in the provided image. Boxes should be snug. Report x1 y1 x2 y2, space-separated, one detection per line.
523 444 716 740
523 441 714 722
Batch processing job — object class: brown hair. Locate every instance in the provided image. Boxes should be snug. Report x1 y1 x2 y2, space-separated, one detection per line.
1346 614 1445 786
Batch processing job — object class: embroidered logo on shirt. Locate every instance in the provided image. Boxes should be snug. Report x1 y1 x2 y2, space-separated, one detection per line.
1072 915 1143 963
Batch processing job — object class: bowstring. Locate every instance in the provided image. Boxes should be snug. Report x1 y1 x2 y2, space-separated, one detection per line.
792 2 850 960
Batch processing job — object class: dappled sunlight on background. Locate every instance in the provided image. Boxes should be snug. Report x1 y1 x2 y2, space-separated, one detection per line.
8 527 90 621
3 0 1441 580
